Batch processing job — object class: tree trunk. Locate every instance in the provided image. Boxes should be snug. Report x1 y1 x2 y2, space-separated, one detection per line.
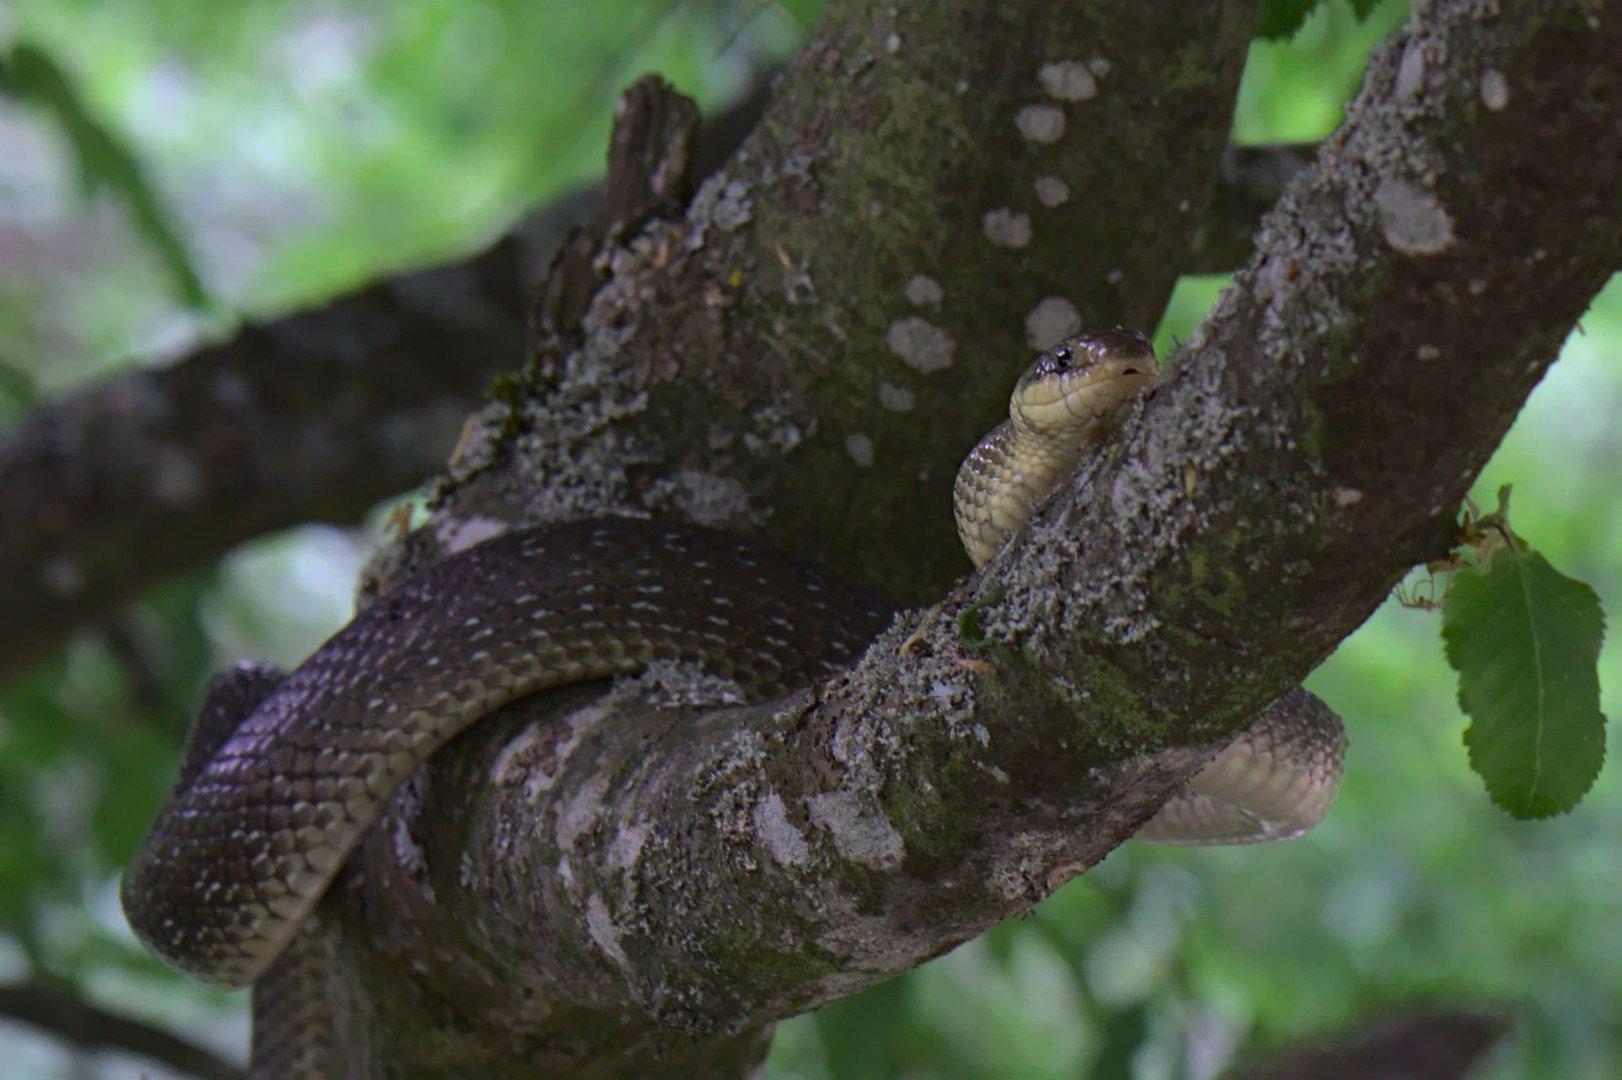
180 0 1622 1075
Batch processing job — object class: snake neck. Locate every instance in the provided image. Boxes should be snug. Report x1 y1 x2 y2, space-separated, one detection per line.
952 417 1101 568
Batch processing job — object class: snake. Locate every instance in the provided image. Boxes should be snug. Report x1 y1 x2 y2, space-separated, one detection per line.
121 330 1345 1069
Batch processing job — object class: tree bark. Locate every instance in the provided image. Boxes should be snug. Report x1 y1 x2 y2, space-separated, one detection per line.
289 0 1621 1076
421 0 1254 606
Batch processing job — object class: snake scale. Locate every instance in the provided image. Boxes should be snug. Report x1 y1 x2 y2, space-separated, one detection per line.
122 330 1345 1072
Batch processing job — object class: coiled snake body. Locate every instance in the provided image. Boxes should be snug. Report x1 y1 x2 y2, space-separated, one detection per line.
123 331 1344 1068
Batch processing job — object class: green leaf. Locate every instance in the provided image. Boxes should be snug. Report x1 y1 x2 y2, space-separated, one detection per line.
1442 546 1607 818
1255 0 1324 39
1255 0 1384 40
955 584 1005 651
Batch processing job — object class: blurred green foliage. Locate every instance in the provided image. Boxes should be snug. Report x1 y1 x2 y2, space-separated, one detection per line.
2 1 1619 1078
1 42 211 309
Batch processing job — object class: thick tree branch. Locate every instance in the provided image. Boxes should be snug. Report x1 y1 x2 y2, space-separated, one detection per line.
421 0 1254 604
321 1 1620 1074
0 980 242 1080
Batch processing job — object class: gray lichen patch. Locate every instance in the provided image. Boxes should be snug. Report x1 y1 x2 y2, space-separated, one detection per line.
845 432 875 468
1479 69 1509 110
877 383 915 412
687 172 755 239
752 792 811 866
1014 103 1066 144
641 468 753 528
626 659 746 709
584 893 633 973
904 274 943 306
1025 297 1082 350
606 820 650 872
388 776 432 888
556 772 611 851
1034 176 1070 208
807 791 904 870
907 660 979 735
1395 38 1428 101
1038 60 1099 102
1373 177 1455 255
490 718 560 791
437 514 509 554
982 208 1033 249
886 317 956 373
741 398 816 455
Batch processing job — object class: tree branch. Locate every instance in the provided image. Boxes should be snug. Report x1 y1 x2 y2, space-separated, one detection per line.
0 980 242 1080
1231 1008 1508 1080
419 0 1255 604
0 237 528 684
322 1 1619 1073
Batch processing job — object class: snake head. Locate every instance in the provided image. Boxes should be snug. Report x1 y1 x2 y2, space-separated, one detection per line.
1011 329 1158 433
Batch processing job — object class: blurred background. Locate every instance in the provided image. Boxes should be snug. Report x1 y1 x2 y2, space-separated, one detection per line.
0 1 1617 1077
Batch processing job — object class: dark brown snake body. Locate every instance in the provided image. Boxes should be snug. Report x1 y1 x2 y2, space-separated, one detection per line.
122 331 1345 1075
122 520 894 989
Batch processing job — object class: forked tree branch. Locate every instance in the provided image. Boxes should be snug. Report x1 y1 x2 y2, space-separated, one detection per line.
320 1 1621 1074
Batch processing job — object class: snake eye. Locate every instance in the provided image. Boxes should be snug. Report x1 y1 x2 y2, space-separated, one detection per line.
1030 346 1071 379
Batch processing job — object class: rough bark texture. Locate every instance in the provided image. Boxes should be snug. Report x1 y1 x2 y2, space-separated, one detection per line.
278 1 1622 1077
418 0 1254 605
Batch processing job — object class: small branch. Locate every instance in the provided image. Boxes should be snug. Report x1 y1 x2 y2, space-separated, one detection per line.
1231 1008 1509 1080
0 981 242 1080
